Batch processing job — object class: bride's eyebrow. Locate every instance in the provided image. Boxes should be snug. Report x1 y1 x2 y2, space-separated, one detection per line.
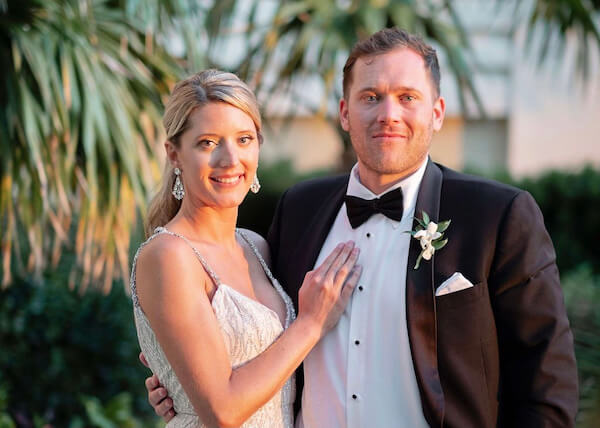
193 133 220 140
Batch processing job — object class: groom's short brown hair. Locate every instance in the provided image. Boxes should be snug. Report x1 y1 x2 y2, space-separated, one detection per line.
342 27 441 99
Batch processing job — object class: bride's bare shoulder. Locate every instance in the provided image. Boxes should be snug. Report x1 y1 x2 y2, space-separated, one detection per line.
135 233 209 287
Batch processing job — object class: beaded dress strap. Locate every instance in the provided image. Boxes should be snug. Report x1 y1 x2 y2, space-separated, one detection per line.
236 230 278 285
130 226 221 308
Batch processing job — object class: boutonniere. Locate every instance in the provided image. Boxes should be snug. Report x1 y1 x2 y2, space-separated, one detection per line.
407 211 451 269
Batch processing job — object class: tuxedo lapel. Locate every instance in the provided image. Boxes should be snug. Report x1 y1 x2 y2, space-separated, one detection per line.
406 159 445 427
287 176 348 309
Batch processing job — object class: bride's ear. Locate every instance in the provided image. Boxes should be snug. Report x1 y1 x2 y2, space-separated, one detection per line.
164 140 180 168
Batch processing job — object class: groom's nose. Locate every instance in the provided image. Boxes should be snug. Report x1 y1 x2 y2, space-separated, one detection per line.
376 96 401 124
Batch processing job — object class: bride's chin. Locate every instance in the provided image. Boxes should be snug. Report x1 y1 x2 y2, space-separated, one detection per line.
209 196 246 210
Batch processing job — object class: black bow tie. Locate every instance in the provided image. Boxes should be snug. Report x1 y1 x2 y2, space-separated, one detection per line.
344 187 404 229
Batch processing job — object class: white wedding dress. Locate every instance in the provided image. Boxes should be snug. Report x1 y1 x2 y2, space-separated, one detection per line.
131 227 296 428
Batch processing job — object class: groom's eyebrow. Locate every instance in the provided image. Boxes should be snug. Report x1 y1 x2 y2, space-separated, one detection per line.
357 85 422 94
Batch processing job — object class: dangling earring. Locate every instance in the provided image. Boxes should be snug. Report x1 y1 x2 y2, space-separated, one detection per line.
250 175 261 194
172 167 185 200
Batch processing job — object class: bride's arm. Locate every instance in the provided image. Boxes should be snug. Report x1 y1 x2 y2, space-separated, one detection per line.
136 235 359 428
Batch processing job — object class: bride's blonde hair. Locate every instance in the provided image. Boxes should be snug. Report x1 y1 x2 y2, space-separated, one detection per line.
145 70 262 236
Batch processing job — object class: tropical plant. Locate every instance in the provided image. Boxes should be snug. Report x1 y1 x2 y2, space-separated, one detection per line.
518 0 600 80
0 0 206 290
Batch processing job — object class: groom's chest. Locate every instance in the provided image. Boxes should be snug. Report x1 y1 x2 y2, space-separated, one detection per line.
315 204 414 285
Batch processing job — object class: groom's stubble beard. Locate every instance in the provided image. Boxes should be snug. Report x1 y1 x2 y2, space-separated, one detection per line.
348 116 434 177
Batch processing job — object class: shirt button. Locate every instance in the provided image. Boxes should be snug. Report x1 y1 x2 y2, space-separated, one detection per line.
355 340 360 345
358 285 364 291
352 394 358 400
366 232 371 238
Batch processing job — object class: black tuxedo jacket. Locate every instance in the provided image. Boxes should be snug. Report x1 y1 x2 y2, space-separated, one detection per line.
267 160 578 428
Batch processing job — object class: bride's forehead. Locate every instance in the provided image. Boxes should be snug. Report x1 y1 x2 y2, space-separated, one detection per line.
186 103 257 132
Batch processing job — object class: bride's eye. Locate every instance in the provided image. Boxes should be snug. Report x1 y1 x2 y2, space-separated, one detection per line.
198 139 216 148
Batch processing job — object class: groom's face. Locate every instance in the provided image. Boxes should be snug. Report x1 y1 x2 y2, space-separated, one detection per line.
340 47 445 191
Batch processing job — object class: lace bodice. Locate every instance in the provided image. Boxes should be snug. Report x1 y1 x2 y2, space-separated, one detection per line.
131 227 296 428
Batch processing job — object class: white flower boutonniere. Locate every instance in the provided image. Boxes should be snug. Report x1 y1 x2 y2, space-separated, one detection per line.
407 211 451 269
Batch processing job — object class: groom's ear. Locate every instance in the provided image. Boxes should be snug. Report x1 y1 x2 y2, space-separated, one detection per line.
339 98 350 132
432 96 446 132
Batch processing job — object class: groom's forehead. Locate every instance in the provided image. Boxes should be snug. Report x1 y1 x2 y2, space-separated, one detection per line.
349 49 432 92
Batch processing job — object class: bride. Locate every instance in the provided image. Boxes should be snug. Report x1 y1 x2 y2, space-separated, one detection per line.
131 69 361 427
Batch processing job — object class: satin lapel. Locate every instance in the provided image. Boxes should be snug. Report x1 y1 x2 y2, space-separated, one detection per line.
406 159 445 427
288 176 348 309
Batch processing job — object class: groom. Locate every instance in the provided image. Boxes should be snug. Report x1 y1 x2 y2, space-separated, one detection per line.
147 28 578 427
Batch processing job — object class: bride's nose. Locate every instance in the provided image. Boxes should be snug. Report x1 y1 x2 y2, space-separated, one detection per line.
214 140 239 168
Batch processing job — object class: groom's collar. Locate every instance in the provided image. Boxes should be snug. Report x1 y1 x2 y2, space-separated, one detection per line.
347 158 429 222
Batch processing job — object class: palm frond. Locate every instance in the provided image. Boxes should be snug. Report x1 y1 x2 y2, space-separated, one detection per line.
1 0 203 290
513 0 600 81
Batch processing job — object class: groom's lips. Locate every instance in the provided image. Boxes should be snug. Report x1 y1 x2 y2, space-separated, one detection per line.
372 132 407 140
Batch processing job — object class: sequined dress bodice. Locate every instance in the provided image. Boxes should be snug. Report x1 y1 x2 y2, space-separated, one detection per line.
131 227 296 428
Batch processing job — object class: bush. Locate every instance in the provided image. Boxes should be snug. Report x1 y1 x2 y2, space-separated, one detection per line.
561 265 600 427
0 265 156 426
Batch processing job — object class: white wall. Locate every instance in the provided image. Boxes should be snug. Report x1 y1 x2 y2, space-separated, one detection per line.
508 26 600 176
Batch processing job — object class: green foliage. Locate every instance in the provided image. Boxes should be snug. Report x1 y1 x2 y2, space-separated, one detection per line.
0 386 16 428
77 392 161 428
0 258 156 426
561 265 600 427
0 0 205 290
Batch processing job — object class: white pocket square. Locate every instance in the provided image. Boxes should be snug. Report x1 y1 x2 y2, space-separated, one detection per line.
435 272 474 296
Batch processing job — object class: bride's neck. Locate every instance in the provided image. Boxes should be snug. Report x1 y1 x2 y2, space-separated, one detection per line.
170 203 239 248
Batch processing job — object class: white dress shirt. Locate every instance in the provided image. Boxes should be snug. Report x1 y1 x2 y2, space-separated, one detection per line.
297 159 430 428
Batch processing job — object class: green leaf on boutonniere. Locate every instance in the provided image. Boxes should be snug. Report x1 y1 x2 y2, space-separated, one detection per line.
432 238 448 250
414 253 423 270
422 211 430 225
437 220 451 233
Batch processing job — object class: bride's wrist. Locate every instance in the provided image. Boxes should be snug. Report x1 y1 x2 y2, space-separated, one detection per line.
292 315 322 344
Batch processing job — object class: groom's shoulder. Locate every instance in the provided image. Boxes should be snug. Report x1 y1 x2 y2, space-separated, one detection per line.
437 163 524 203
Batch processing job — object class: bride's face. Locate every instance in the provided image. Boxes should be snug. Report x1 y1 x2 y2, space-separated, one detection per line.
168 101 260 209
